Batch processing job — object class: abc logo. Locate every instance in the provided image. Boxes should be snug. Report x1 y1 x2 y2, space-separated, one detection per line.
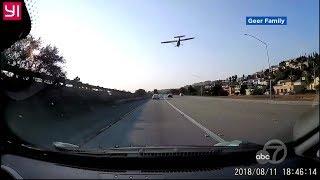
256 139 287 164
256 150 270 164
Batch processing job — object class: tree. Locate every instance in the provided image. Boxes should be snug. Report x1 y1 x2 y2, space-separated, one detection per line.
296 55 307 63
2 35 66 79
71 76 82 88
169 88 179 95
35 45 66 78
230 75 238 83
279 61 286 67
302 70 312 85
240 84 248 95
2 36 41 71
153 89 158 94
73 76 81 83
252 86 265 95
187 85 197 95
135 89 147 96
208 84 228 96
179 87 187 94
274 70 286 82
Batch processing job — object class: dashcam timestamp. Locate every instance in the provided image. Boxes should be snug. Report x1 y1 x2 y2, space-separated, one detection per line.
282 168 318 176
234 168 277 176
234 168 318 176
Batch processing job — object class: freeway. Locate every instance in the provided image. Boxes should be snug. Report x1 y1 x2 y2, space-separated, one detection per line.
82 98 217 149
82 96 318 149
6 94 317 149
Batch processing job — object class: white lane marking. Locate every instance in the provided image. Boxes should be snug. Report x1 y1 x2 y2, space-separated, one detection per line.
165 100 225 143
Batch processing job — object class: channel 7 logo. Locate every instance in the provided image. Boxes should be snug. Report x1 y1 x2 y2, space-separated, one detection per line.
2 2 22 21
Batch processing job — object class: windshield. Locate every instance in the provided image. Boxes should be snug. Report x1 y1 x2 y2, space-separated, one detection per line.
0 0 319 153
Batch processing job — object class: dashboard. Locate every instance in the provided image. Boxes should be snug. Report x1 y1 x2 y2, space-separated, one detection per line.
1 153 319 179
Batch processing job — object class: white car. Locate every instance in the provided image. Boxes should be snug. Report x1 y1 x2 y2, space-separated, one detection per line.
152 94 160 99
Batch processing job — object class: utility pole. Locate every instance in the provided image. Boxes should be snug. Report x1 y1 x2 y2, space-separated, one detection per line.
201 86 203 96
244 34 272 99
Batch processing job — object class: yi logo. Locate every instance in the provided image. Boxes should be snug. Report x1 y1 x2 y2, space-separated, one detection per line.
3 2 22 21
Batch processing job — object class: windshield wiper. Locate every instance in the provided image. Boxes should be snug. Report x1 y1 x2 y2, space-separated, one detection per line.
52 141 261 158
52 140 242 152
53 141 80 151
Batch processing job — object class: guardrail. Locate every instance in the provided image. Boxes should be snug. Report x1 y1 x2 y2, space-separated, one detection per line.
0 64 132 97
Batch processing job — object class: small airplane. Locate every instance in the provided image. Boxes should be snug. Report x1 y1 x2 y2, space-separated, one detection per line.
161 35 194 47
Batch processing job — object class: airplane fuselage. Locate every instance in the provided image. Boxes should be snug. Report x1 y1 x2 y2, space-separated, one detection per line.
176 38 181 47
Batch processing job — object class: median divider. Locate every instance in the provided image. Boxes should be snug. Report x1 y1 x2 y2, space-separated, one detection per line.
78 97 149 147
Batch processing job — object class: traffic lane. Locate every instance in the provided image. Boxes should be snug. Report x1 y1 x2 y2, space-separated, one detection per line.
82 99 216 149
168 96 317 145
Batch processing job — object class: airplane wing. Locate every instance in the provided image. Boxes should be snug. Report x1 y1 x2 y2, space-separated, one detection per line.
161 40 178 44
180 37 195 41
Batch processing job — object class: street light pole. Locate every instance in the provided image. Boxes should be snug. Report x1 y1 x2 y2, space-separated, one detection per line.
192 74 203 96
244 33 272 99
265 44 273 100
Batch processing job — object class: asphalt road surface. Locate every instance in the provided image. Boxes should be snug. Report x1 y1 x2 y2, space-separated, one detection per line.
83 96 318 149
83 98 216 149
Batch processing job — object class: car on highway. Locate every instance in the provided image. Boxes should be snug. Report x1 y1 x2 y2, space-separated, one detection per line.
152 94 160 99
167 93 173 98
179 93 184 96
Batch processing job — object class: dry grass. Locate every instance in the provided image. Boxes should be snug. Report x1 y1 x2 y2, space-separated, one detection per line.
219 94 318 101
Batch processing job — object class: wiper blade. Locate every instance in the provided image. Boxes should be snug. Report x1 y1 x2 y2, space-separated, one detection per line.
53 140 243 152
53 142 80 151
214 140 242 147
53 141 261 157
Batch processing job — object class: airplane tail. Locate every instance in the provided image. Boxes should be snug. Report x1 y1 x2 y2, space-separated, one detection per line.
174 35 185 38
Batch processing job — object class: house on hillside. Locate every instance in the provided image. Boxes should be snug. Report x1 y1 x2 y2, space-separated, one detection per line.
245 88 254 95
252 78 260 85
258 80 269 86
285 60 309 70
228 85 241 95
247 78 265 85
228 85 235 95
285 60 300 69
285 61 291 67
273 79 306 95
222 85 229 92
246 79 254 85
271 65 279 71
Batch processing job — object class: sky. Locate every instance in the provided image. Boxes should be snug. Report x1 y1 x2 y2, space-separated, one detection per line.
29 0 319 92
